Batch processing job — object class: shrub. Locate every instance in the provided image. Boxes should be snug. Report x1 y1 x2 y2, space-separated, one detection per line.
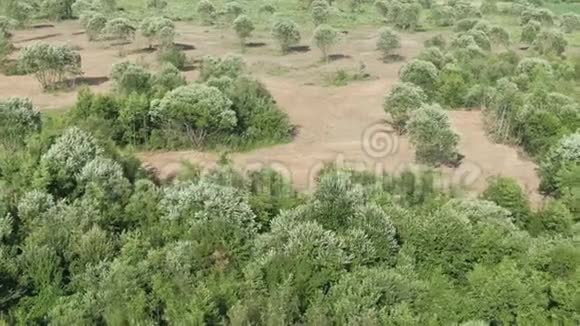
533 29 567 57
424 34 446 49
383 82 427 133
259 3 276 14
529 201 573 237
0 33 12 63
86 13 107 41
393 2 421 31
110 62 153 94
312 24 339 62
140 17 175 49
521 20 541 44
152 84 237 147
480 0 497 14
36 127 104 197
406 104 460 166
41 0 76 21
18 43 82 90
157 46 187 70
399 59 439 97
225 2 244 21
489 25 510 49
516 57 553 78
482 176 530 228
199 54 245 81
377 27 400 61
430 5 455 27
539 133 580 194
233 15 254 51
0 97 41 148
5 0 34 26
417 46 445 69
466 29 491 51
520 8 554 26
311 0 330 26
561 13 580 34
153 63 186 96
147 0 167 10
102 18 136 43
454 18 479 32
437 64 468 108
197 0 216 25
272 19 301 54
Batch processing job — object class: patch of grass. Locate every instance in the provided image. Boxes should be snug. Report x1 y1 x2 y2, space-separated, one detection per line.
544 2 580 15
323 64 373 86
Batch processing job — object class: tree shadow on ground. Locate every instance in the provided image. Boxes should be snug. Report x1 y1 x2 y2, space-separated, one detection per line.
288 45 310 53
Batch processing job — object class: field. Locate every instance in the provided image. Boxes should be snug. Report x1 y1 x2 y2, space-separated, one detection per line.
1 0 580 324
1 17 548 201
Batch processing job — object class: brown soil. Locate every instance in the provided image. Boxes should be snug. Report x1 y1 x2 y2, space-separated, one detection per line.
1 21 542 202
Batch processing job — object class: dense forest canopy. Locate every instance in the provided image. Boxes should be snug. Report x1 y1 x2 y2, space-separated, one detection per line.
0 0 580 324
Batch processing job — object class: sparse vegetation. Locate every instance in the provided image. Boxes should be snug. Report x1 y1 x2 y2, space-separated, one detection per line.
1 0 580 324
18 43 82 90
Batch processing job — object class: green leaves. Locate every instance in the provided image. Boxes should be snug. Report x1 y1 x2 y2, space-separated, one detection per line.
18 43 82 90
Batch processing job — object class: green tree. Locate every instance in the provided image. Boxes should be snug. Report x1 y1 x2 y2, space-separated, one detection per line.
377 27 400 61
197 0 216 25
482 176 531 228
139 17 175 49
86 13 107 41
272 18 301 54
312 24 339 62
233 15 254 51
311 0 330 26
521 20 541 44
407 104 460 166
399 59 439 98
561 13 580 33
533 29 567 57
383 82 427 133
110 62 153 95
153 84 237 147
539 133 580 194
0 98 41 149
18 43 82 90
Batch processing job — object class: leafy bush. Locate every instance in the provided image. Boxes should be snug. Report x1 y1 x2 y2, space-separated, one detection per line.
86 13 107 41
224 1 244 21
561 13 580 33
520 8 554 26
110 62 153 94
377 27 400 61
259 3 276 14
533 29 567 57
146 0 167 10
199 54 245 81
399 59 439 98
311 0 330 26
152 63 186 96
383 82 427 133
521 20 541 44
312 24 339 61
424 34 446 49
0 97 41 149
437 63 469 108
482 176 530 228
5 0 34 26
157 46 187 70
391 1 421 31
18 43 82 90
407 104 460 166
539 133 580 194
41 0 76 21
233 15 254 51
197 0 216 25
102 18 136 43
417 46 445 69
152 84 236 147
272 18 301 54
430 5 455 27
140 17 175 49
36 127 104 197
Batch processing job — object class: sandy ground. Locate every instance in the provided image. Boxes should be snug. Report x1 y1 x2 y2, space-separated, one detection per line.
0 21 542 202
